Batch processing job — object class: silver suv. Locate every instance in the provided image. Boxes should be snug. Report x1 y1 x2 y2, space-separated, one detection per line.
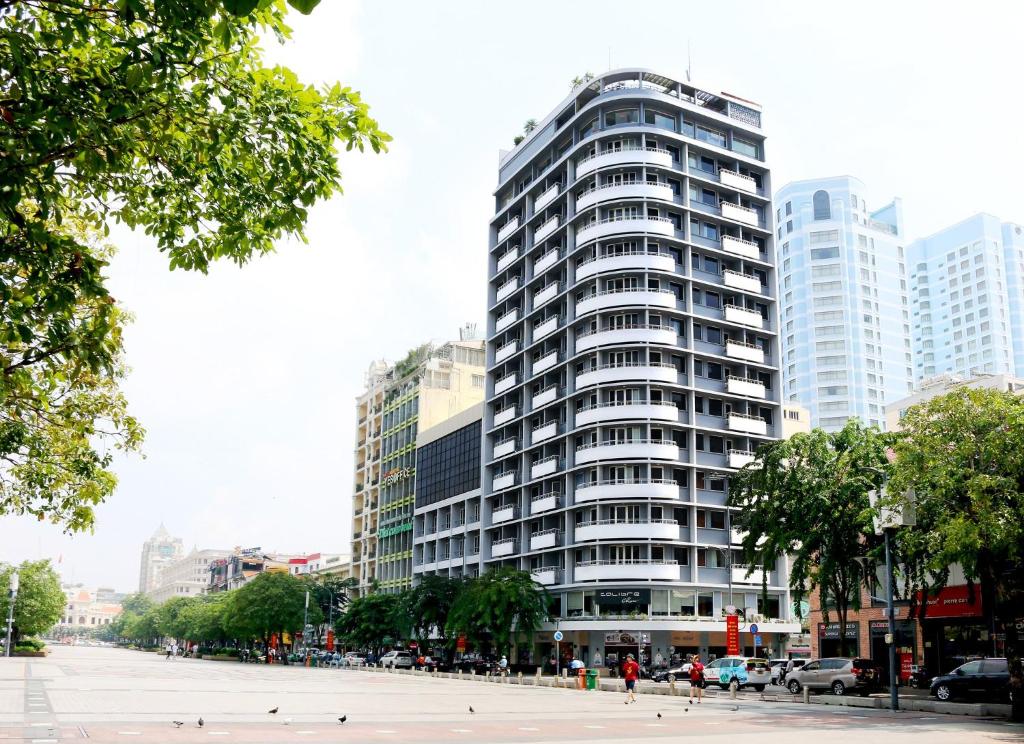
786 657 880 696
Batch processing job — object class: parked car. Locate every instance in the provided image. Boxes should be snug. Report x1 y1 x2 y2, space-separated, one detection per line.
703 656 770 691
930 658 1010 702
786 658 880 696
341 652 366 667
651 663 692 683
379 650 414 669
769 660 788 685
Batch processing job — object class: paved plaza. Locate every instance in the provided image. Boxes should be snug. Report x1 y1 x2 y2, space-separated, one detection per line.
0 647 1019 743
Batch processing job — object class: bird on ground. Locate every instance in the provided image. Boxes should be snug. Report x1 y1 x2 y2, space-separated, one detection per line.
338 716 347 724
657 712 662 719
268 707 279 714
684 708 689 712
197 717 204 728
468 705 475 714
730 706 739 712
172 721 184 728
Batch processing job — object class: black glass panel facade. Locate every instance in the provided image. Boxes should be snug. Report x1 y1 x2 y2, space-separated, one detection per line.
415 420 481 508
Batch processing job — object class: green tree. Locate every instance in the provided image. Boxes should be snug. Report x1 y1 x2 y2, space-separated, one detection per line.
0 0 389 531
728 420 894 655
178 593 229 645
119 593 154 617
889 387 1024 720
401 575 462 653
224 571 318 660
335 592 402 654
155 596 197 640
446 568 550 656
0 559 64 643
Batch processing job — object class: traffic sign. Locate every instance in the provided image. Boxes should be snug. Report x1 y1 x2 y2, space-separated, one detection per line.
553 630 563 642
754 634 762 646
749 623 759 634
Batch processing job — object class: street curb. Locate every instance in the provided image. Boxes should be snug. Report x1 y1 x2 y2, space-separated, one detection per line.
344 665 1012 719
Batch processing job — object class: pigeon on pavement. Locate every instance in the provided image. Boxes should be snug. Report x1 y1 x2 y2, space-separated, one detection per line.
269 707 279 714
468 705 475 714
198 717 204 728
657 712 662 719
338 716 347 724
172 721 184 728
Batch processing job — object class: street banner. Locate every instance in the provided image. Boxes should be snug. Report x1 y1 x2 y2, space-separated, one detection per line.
326 629 335 652
726 614 740 656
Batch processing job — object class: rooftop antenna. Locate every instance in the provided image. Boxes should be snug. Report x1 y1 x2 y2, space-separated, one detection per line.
686 40 692 82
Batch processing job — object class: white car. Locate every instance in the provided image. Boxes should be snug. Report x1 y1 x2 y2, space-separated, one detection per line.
379 650 413 669
702 656 771 691
342 652 365 667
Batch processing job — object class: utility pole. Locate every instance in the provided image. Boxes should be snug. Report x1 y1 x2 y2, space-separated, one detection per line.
4 571 19 658
884 528 898 712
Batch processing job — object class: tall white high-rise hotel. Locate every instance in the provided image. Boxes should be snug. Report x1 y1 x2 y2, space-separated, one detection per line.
483 69 797 659
774 177 913 431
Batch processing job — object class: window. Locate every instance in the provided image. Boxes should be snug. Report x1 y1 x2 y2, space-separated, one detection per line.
809 230 839 245
811 247 840 260
696 124 726 148
812 190 831 220
732 137 759 159
604 108 639 126
644 109 676 131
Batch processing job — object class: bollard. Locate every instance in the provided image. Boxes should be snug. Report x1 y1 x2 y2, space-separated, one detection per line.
535 667 541 682
458 669 463 680
802 685 810 704
730 678 738 699
669 681 676 696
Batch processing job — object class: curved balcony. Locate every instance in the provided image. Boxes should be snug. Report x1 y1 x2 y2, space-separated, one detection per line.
576 181 673 212
574 560 679 582
535 182 561 211
534 215 561 244
531 567 563 586
575 519 679 542
576 324 676 352
574 478 679 503
576 288 675 316
574 401 678 427
575 250 675 281
575 146 673 176
575 439 678 465
575 362 677 388
575 215 675 243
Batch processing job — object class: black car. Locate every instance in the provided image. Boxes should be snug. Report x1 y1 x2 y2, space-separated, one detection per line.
930 658 1010 702
651 663 692 683
454 653 496 675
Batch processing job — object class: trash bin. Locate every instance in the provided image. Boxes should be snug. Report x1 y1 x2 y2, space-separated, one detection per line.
577 667 586 689
586 669 599 690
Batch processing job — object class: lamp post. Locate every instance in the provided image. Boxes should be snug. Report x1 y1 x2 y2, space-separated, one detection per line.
4 570 18 658
868 482 915 713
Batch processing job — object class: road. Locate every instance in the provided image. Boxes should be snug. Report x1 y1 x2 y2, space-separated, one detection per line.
0 646 1018 743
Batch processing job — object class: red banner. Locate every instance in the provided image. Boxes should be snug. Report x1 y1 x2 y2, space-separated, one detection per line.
326 630 335 652
726 614 740 656
456 634 466 653
915 585 983 618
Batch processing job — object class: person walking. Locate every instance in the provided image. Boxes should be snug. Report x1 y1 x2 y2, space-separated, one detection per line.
622 653 640 704
688 655 705 704
165 643 172 660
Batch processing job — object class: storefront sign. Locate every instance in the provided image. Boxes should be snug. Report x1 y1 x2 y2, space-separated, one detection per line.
817 622 859 639
915 585 983 618
670 631 701 646
726 614 740 656
597 589 651 605
604 632 650 645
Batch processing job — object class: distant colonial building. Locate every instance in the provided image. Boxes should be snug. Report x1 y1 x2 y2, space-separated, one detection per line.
137 524 184 593
287 553 351 579
147 548 231 603
55 584 123 633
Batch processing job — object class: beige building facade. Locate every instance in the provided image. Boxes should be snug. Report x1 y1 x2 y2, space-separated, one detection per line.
147 548 231 604
137 524 184 594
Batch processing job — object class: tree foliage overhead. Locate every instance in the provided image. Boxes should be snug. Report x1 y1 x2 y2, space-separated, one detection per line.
400 574 462 646
223 570 317 643
728 420 893 652
446 568 550 655
0 0 389 531
0 558 64 641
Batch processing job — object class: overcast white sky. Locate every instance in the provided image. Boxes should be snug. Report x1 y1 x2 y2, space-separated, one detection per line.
1 0 1021 591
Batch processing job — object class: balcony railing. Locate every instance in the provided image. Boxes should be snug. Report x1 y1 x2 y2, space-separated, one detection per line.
576 322 671 339
576 145 670 167
577 214 674 236
576 438 671 452
576 248 672 268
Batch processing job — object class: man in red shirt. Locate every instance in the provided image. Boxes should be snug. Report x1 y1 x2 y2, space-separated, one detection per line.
688 655 705 704
622 653 640 704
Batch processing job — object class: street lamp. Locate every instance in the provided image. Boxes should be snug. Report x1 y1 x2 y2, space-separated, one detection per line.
868 484 916 713
4 570 19 659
